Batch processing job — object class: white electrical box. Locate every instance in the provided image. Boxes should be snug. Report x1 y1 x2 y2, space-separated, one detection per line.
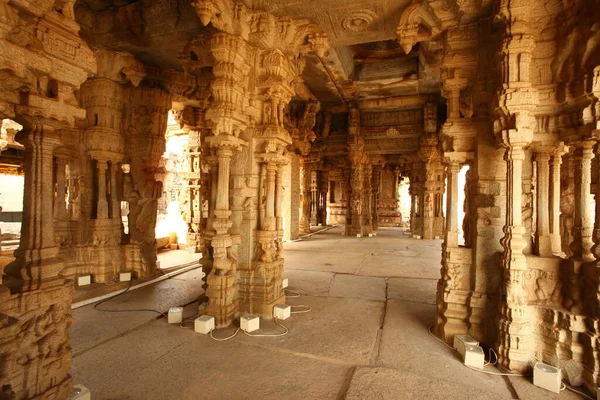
356 234 362 238
463 344 485 369
77 275 91 286
68 384 91 400
119 272 131 282
241 315 260 332
195 315 215 334
533 363 561 394
368 233 373 238
273 304 291 320
168 307 183 324
282 278 289 289
453 334 478 359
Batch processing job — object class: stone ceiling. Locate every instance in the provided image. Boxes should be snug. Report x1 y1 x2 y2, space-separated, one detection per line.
244 0 410 47
74 0 443 108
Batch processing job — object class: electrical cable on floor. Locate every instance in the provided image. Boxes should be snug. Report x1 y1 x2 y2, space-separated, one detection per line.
284 289 300 298
210 327 241 341
243 318 289 337
563 382 595 400
428 325 526 377
93 279 166 316
290 305 312 314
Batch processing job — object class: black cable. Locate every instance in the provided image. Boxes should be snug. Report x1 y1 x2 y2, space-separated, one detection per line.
93 279 166 316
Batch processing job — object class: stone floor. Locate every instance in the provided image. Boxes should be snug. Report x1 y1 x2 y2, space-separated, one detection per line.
71 227 584 400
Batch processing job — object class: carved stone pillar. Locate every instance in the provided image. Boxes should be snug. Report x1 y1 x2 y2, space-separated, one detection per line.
318 170 329 226
4 125 62 291
535 149 552 257
445 161 461 248
310 169 318 226
109 162 121 223
349 159 364 236
372 164 381 231
299 159 312 233
205 139 244 327
436 153 471 342
498 143 532 371
96 159 109 220
362 163 373 236
54 157 68 221
550 148 564 256
569 142 595 262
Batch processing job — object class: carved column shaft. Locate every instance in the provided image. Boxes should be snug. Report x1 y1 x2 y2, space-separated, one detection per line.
299 160 312 233
445 162 461 248
498 145 531 371
318 170 329 225
96 160 108 219
535 152 552 256
216 148 232 213
550 151 563 255
570 143 595 261
4 125 62 291
372 165 381 231
265 163 277 230
110 162 120 222
276 164 284 231
54 157 68 221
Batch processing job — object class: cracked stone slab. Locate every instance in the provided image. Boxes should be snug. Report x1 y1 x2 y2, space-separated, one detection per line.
344 367 510 400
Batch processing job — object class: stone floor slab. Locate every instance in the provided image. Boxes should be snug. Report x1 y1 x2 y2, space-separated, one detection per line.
344 366 509 400
387 277 437 305
376 299 514 399
328 274 387 301
72 320 349 400
283 269 334 297
72 268 204 356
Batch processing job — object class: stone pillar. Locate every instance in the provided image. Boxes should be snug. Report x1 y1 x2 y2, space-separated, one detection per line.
362 163 373 236
535 149 552 257
96 159 109 219
372 164 381 231
205 140 241 327
445 161 461 248
498 143 532 371
569 142 595 262
349 160 364 236
550 148 564 256
436 154 472 342
54 157 68 221
310 169 318 226
299 159 312 233
318 170 329 225
109 162 121 222
4 125 62 291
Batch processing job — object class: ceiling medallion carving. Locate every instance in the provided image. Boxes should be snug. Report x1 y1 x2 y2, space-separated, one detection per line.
341 10 377 33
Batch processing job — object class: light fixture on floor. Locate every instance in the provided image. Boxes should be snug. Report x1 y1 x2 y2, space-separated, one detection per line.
77 275 91 286
119 272 132 282
463 344 484 369
195 315 215 334
282 278 289 288
533 362 561 393
273 304 291 320
240 315 260 332
168 307 183 324
453 334 478 359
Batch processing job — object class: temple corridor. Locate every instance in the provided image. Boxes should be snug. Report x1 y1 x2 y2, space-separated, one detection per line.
3 0 600 398
69 227 572 399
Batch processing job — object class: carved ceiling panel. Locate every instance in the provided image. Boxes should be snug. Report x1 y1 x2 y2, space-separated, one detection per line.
247 0 411 47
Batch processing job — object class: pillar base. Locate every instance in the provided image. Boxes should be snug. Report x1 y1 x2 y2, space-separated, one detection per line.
205 270 236 328
0 276 75 399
